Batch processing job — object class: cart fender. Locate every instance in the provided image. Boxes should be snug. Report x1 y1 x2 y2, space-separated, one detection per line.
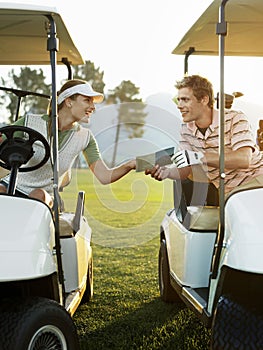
0 195 56 281
223 188 263 273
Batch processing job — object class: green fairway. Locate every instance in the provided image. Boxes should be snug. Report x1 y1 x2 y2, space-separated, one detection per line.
62 169 210 349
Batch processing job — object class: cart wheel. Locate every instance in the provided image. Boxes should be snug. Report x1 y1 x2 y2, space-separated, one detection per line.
211 294 263 349
0 297 80 350
82 256 94 303
158 239 182 303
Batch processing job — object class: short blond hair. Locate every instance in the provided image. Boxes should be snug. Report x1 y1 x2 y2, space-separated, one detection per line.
175 75 215 108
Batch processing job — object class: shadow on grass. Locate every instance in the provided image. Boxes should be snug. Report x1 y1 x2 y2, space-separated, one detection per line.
76 297 210 350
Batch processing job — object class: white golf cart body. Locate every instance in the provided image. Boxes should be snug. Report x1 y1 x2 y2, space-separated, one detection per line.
159 0 263 348
0 195 92 306
0 3 92 349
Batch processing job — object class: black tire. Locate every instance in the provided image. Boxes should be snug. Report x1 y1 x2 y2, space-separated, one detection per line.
82 256 94 303
158 239 181 302
0 297 80 350
211 294 263 349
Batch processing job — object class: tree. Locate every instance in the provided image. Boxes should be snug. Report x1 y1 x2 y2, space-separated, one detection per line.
107 80 147 166
1 67 50 123
107 80 147 138
73 60 105 93
107 80 141 104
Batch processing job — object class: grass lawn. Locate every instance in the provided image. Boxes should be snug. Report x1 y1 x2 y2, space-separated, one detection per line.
62 169 211 350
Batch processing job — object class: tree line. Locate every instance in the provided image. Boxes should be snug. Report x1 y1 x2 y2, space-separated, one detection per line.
0 60 146 125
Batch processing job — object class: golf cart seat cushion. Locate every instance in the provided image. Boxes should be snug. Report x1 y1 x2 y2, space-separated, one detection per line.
188 206 219 231
59 212 74 237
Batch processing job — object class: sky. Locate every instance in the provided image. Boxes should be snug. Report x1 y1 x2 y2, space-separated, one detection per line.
51 0 214 97
1 0 263 105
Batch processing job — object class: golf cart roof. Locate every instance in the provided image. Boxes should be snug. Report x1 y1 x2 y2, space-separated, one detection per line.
172 0 263 57
0 2 84 65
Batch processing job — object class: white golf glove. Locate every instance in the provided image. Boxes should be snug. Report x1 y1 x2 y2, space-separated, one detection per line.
171 150 203 168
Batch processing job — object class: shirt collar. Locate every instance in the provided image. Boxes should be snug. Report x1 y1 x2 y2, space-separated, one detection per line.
185 108 219 135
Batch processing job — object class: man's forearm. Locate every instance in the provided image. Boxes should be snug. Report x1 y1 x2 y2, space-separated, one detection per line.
204 147 252 169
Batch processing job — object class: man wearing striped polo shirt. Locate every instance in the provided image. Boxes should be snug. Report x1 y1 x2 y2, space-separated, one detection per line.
145 75 263 196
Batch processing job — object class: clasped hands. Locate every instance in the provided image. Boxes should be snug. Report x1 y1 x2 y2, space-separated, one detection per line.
144 150 203 181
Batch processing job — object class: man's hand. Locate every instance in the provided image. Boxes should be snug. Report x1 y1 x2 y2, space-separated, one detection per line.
172 150 203 168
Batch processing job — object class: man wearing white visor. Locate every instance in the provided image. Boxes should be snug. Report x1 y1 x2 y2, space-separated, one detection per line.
0 79 136 207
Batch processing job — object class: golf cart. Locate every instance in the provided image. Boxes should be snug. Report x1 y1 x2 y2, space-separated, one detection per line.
158 0 263 349
0 3 93 349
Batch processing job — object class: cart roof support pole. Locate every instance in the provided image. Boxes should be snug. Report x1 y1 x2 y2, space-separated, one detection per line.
184 47 195 75
46 14 65 303
62 57 73 80
212 0 229 279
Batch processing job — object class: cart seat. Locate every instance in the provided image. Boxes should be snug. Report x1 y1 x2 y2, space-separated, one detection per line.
59 212 75 237
173 179 219 231
59 191 85 237
187 205 219 231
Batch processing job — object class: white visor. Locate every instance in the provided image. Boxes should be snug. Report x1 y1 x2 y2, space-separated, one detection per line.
57 83 104 105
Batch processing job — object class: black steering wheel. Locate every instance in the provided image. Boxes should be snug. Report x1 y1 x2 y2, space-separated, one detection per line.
0 125 50 172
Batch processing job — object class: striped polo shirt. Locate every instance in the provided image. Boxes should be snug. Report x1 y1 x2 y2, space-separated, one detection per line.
179 109 263 193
